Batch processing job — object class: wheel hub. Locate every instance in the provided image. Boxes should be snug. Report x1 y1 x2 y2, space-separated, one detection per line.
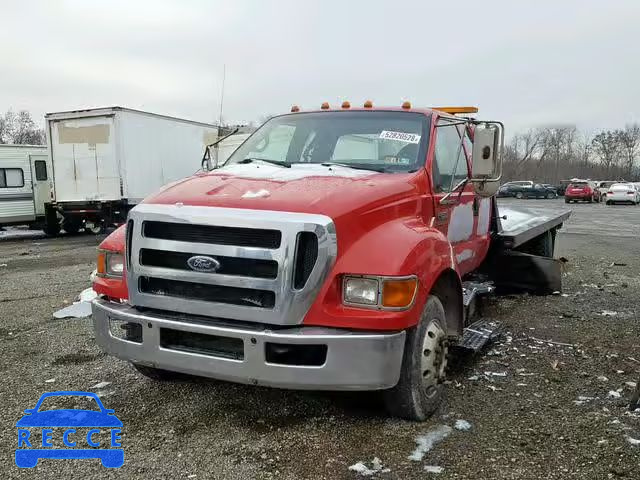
420 321 448 397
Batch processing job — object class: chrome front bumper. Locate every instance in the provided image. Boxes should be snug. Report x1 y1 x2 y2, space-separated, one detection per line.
92 298 406 391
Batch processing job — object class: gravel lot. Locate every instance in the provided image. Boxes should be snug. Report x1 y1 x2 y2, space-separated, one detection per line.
1 199 639 479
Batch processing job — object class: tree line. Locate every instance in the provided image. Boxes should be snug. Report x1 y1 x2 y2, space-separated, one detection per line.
1 107 639 184
502 124 640 184
0 109 45 145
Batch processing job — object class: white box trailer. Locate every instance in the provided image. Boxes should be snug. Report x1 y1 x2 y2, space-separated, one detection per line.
44 107 219 234
0 144 51 229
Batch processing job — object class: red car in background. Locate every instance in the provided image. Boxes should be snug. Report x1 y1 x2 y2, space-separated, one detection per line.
564 181 595 203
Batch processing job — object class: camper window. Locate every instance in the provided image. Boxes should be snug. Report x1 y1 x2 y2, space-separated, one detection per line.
34 160 47 181
0 168 25 188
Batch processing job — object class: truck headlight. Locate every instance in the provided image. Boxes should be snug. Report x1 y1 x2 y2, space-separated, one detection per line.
343 277 379 305
97 250 124 277
343 275 417 310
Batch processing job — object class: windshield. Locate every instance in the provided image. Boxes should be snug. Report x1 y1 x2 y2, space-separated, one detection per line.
225 111 430 173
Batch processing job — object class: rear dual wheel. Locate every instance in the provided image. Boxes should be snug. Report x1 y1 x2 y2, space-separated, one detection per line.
383 296 449 421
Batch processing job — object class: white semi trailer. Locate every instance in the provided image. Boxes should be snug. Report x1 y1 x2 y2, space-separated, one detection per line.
44 107 220 234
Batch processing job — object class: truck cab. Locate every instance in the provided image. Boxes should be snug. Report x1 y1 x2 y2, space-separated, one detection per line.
91 103 564 421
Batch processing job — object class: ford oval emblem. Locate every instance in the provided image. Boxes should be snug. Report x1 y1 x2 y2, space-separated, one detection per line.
187 255 221 273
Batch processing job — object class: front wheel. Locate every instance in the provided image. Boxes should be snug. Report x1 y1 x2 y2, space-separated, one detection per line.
515 192 524 199
546 192 555 199
383 295 450 421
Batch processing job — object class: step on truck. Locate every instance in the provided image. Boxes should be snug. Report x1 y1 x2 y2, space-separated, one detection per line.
91 102 570 420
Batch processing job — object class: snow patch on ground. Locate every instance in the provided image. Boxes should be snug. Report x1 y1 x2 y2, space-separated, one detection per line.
348 457 389 476
91 381 111 389
625 436 640 446
53 287 97 319
0 227 45 240
425 465 444 474
454 419 472 431
408 425 453 461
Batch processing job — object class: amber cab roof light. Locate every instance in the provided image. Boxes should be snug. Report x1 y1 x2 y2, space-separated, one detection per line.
341 101 351 109
401 101 412 110
363 100 373 108
290 105 300 112
432 106 479 115
320 102 330 110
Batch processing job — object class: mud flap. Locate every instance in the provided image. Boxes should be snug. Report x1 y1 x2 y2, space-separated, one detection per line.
486 250 562 294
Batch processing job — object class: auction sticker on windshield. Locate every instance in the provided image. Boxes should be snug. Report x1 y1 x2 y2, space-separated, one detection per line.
379 131 421 143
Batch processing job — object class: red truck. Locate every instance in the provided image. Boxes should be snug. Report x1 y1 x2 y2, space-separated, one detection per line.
91 103 570 420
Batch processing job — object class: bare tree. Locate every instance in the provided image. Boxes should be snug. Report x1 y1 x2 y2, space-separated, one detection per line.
0 109 45 145
591 130 621 174
618 124 640 176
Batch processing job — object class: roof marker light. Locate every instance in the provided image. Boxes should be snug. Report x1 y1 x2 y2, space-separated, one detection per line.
363 100 373 108
401 101 411 110
290 105 300 112
341 101 351 109
321 102 330 110
432 106 479 115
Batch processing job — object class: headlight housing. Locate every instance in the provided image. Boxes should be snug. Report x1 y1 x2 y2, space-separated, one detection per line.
97 250 124 277
343 275 417 310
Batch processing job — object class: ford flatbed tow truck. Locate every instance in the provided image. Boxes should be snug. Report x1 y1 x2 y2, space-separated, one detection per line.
91 102 570 420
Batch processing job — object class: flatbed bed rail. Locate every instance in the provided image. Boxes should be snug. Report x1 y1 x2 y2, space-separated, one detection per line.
495 203 571 249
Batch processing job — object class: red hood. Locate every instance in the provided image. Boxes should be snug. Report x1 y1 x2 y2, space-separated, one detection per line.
142 163 423 221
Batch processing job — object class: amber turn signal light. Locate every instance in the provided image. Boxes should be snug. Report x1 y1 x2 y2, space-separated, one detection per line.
97 251 106 275
382 278 418 308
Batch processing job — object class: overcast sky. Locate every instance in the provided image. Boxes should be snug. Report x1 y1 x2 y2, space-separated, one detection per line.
1 0 638 133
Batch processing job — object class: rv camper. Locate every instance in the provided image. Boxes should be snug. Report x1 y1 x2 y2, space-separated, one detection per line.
0 144 52 230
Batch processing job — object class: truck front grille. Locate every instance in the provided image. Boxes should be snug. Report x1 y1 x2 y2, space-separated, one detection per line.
139 276 276 309
127 204 337 326
293 232 318 289
143 221 281 249
139 248 278 279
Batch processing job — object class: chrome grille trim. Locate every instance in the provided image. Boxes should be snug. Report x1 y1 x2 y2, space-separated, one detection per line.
126 203 337 326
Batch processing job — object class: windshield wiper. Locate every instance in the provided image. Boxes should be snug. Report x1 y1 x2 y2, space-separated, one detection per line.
240 158 291 168
321 162 387 173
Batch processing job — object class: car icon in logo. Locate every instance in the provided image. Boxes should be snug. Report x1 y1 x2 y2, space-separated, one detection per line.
187 255 221 273
15 391 123 468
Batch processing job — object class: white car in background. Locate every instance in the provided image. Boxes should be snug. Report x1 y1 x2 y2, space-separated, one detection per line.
605 183 640 205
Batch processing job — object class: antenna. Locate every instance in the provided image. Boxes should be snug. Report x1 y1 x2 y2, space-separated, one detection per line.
218 63 226 133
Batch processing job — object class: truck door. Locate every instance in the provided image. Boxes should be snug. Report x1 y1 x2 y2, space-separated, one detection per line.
29 155 50 216
430 119 480 276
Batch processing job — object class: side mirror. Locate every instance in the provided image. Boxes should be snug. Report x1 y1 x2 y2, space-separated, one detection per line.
471 122 504 197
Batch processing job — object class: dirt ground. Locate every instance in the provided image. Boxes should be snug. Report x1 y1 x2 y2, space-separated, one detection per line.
0 198 639 479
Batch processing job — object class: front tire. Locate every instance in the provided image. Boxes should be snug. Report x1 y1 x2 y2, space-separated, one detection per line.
515 192 523 199
383 295 450 421
546 192 555 199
